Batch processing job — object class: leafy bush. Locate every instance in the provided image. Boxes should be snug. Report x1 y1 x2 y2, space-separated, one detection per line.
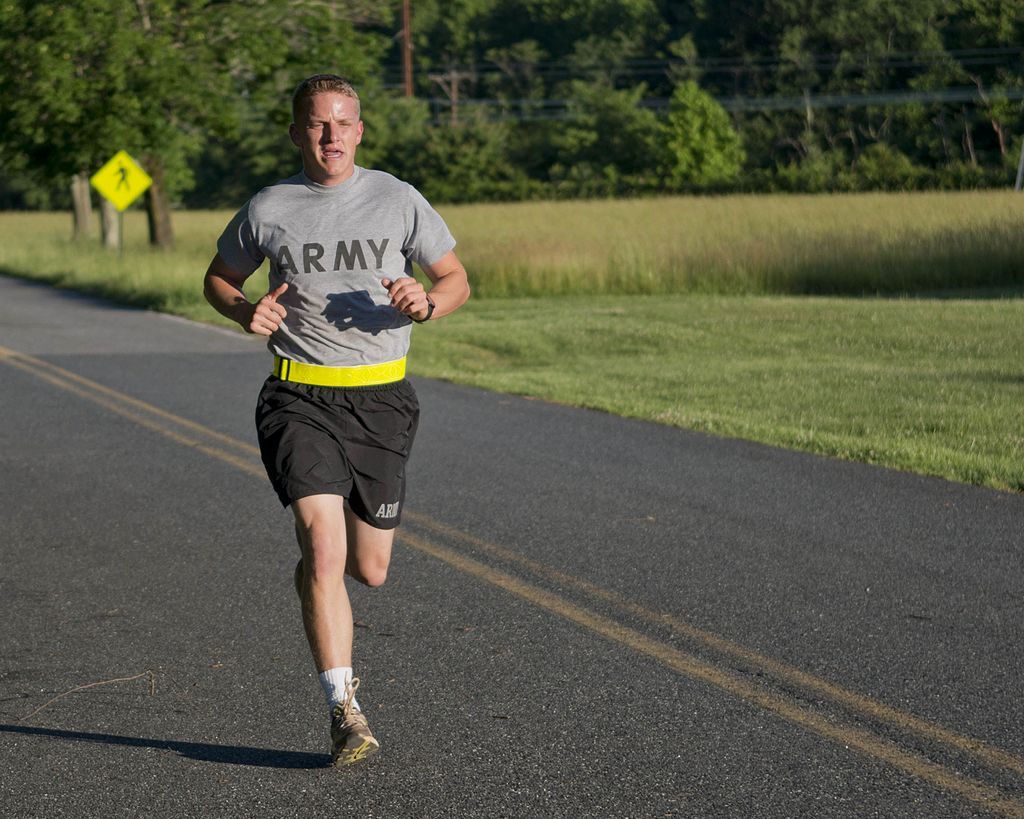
660 80 745 189
850 144 924 191
551 81 667 188
770 148 852 193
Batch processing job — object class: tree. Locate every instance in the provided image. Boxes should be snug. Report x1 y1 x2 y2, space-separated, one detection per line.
5 0 1024 207
182 3 390 209
550 80 666 194
661 80 745 188
490 0 664 67
852 142 923 189
0 0 390 244
0 0 244 247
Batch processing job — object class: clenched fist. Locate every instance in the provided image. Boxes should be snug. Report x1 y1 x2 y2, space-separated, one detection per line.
382 277 431 322
242 282 289 335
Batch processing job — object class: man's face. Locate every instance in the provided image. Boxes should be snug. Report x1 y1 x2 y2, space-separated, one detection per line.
289 92 364 185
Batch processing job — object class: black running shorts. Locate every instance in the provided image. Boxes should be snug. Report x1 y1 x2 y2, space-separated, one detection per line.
255 376 420 528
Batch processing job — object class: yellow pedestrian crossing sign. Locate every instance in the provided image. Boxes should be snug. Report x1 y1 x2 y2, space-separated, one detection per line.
91 150 152 211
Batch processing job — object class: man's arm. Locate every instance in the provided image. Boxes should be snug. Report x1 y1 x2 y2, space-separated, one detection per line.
382 250 470 322
203 253 288 336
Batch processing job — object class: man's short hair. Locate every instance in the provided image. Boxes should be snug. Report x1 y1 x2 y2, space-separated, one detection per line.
292 74 361 122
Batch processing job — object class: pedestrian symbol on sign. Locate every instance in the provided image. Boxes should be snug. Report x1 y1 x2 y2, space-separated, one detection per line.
91 151 152 212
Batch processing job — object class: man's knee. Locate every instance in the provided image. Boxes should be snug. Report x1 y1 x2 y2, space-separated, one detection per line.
344 512 395 588
348 556 388 588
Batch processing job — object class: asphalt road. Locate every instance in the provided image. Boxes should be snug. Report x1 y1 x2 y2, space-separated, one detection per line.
1 274 1022 818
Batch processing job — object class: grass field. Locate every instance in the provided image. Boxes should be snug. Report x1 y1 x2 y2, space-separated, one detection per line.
411 294 1024 492
450 191 1024 297
1 192 1022 491
3 191 1024 304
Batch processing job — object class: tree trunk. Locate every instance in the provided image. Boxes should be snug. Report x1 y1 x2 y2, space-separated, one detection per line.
991 118 1008 157
962 107 977 166
932 113 952 162
968 74 1008 157
99 197 120 249
70 173 93 240
144 156 174 249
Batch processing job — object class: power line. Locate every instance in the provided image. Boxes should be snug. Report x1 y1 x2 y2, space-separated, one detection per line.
416 85 1024 123
719 86 1024 112
379 46 1024 83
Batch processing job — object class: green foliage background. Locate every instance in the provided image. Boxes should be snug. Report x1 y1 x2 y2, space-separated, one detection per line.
2 0 1024 209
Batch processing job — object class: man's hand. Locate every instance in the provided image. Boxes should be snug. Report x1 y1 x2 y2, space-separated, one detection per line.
243 282 289 335
382 277 430 321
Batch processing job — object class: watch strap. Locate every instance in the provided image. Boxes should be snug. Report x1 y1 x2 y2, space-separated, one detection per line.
411 295 435 323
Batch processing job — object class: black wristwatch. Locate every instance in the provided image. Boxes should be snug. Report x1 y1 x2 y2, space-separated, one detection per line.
411 295 435 323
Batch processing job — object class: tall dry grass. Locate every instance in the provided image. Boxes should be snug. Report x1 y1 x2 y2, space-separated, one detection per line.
1 191 1022 311
443 191 1024 296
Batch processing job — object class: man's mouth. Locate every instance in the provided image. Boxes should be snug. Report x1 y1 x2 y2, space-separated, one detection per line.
323 148 343 160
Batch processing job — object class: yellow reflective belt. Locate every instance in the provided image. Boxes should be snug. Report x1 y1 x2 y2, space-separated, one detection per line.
273 356 406 387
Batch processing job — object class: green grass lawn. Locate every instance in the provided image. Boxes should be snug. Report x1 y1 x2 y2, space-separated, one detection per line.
1 194 1022 491
410 294 1024 492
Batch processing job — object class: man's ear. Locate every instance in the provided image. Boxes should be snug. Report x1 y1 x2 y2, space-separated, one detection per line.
289 123 301 147
356 120 364 146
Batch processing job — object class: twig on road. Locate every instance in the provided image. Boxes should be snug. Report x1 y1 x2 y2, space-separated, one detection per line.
18 670 156 724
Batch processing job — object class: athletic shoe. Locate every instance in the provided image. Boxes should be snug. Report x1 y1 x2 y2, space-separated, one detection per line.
331 678 379 765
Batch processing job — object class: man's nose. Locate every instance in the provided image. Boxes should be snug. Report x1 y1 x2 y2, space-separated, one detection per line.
321 122 340 141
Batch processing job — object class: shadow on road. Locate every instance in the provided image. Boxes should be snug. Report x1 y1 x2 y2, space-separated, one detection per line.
1 724 328 769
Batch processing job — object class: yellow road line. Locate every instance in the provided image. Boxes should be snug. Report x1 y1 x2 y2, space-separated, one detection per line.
0 345 259 457
3 345 1022 816
0 349 265 479
405 511 1024 778
401 529 1024 819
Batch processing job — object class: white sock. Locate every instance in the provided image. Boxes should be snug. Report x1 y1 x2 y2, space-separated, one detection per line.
318 666 359 713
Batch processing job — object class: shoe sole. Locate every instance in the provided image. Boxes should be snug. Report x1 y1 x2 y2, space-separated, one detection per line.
332 739 380 766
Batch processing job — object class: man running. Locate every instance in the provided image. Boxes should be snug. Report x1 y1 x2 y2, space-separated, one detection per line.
203 73 470 765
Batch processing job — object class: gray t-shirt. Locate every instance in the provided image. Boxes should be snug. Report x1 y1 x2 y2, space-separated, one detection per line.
217 166 456 367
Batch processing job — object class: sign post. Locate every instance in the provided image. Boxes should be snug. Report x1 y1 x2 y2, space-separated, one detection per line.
90 151 153 255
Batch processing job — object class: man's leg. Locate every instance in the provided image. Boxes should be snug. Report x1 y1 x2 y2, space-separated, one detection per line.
291 493 396 765
291 494 354 670
342 503 396 587
292 501 396 604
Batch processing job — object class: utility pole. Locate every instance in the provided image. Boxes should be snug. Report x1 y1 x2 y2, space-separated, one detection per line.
428 65 476 126
402 0 413 98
